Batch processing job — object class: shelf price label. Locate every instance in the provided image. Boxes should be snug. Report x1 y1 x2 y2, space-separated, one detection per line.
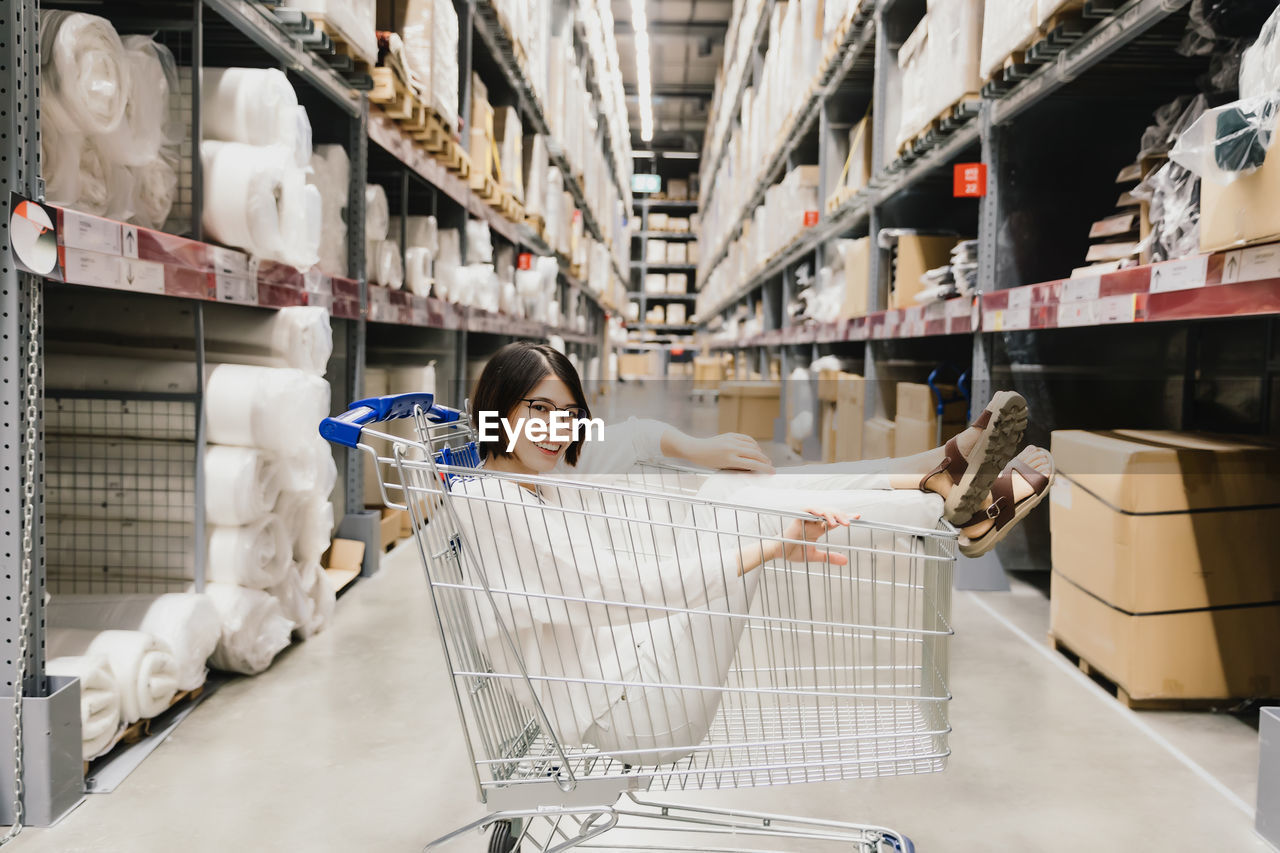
802 210 819 227
954 163 987 198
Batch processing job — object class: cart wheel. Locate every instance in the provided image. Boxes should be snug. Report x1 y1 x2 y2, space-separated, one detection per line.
488 819 520 853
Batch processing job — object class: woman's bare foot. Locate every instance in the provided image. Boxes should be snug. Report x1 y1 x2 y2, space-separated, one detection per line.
960 447 1053 540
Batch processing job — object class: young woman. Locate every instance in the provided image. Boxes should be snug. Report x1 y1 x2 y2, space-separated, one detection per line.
448 342 1053 764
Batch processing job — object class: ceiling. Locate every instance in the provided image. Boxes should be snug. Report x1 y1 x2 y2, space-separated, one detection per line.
611 0 732 152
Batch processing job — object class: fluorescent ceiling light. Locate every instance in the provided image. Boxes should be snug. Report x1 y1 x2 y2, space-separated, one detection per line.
630 0 654 142
633 150 655 158
663 152 700 159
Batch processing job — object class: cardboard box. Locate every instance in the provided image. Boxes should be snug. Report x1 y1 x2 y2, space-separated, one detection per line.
668 217 690 232
897 382 968 423
646 240 667 263
618 352 655 378
839 237 871 319
864 417 896 459
719 382 781 441
844 115 873 195
693 356 724 391
688 241 700 264
666 273 688 294
666 242 687 264
820 372 865 463
895 416 964 457
1050 571 1280 701
666 303 686 325
323 537 365 593
644 273 666 294
1200 116 1280 251
892 235 957 310
380 507 404 552
668 178 689 200
649 212 669 230
1050 430 1280 613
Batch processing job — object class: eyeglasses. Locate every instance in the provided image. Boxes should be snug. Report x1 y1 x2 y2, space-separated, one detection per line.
522 398 588 421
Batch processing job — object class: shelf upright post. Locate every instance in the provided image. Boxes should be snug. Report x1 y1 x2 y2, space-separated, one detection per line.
192 0 204 241
863 3 894 422
336 96 381 576
0 0 84 826
458 0 474 135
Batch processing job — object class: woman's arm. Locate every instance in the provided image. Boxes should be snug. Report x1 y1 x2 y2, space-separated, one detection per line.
660 426 775 474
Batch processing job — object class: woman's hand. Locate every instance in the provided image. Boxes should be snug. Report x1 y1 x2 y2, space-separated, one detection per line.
775 508 855 566
682 433 775 473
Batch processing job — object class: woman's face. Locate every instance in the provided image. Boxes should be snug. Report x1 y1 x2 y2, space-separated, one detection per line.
502 374 581 474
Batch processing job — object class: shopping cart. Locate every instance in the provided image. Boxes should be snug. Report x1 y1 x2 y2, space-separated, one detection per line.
321 393 956 853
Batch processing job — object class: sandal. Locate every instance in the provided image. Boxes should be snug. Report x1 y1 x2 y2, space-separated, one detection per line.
957 447 1055 558
918 390 1028 524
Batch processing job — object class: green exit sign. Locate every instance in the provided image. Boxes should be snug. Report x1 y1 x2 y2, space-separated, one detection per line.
632 173 661 194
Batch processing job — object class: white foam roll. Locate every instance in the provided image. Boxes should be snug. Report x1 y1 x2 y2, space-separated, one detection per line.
206 514 292 590
387 362 436 396
77 138 136 221
204 364 330 452
365 184 390 242
278 165 319 269
275 491 334 562
40 95 84 206
278 438 338 496
47 628 179 724
99 36 179 167
128 150 179 231
204 445 283 527
45 654 122 760
405 247 433 296
199 305 333 376
297 560 335 638
201 67 299 147
373 239 404 288
268 563 315 638
48 593 222 694
389 215 439 252
312 144 350 206
293 105 314 168
40 11 130 135
201 141 286 260
204 584 294 675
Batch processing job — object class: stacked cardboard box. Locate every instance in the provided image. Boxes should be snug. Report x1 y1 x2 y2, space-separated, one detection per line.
895 383 967 457
818 371 865 464
1050 430 1280 702
891 235 959 310
719 382 781 441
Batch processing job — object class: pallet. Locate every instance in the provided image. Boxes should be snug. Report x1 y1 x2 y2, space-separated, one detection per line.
84 684 207 775
525 213 546 238
1047 632 1243 711
470 172 499 202
894 94 982 158
309 12 376 71
981 2 1097 97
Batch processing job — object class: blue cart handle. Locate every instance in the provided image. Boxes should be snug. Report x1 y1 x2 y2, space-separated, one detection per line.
319 393 462 448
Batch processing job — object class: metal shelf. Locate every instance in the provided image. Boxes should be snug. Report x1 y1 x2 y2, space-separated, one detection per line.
367 287 602 344
628 292 697 302
626 323 698 333
632 231 698 240
636 263 697 274
634 199 699 211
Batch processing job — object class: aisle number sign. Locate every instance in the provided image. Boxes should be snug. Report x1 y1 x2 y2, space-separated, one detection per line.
954 164 987 198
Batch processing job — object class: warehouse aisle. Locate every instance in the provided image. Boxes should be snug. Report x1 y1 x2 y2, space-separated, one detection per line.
11 390 1269 853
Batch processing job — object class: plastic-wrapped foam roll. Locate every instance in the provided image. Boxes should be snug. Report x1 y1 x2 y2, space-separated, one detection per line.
204 364 330 453
389 215 439 251
204 584 294 675
206 514 293 590
405 247 433 296
201 67 299 147
40 11 130 135
293 105 313 168
129 150 179 230
371 240 404 288
278 165 320 269
278 438 338 495
365 184 390 242
78 139 135 221
201 141 286 259
40 95 84 206
100 37 179 167
204 446 283 527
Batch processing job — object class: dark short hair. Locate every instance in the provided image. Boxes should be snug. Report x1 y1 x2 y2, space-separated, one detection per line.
471 341 591 466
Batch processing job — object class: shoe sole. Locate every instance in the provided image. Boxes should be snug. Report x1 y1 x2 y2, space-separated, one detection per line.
959 459 1055 558
943 391 1028 525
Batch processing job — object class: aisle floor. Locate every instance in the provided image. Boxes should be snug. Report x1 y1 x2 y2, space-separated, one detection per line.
13 383 1271 852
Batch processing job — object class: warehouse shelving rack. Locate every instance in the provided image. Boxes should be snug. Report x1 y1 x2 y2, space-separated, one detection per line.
697 0 1280 583
629 195 699 339
0 0 631 826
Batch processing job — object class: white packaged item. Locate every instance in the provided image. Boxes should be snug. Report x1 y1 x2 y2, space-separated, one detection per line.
201 141 287 259
278 162 323 269
368 239 405 288
649 212 669 230
39 11 129 135
465 219 494 264
389 214 439 252
666 242 687 264
44 655 121 760
77 138 136 221
201 67 300 149
644 273 666 294
204 583 294 675
204 446 283 527
100 36 180 167
646 240 667 263
128 149 179 231
666 273 688 294
275 490 336 563
206 515 292 590
204 364 331 453
365 183 390 242
432 0 460 129
666 303 687 325
48 593 222 694
204 304 333 376
979 0 1039 82
405 246 434 296
283 0 377 65
40 96 84 206
524 135 549 217
47 628 179 724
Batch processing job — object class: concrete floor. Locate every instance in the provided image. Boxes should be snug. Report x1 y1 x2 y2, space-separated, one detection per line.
12 383 1273 852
